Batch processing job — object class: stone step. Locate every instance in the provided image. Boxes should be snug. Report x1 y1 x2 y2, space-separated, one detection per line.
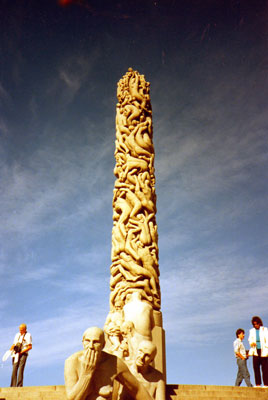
169 395 268 400
1 384 268 400
0 385 66 400
166 384 268 399
169 397 268 400
0 396 65 399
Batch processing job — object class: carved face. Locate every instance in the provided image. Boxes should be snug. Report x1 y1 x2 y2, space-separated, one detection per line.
82 327 104 353
121 321 134 336
114 300 123 310
135 341 156 368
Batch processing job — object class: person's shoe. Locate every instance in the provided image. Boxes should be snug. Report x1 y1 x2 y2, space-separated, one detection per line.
263 385 268 388
254 385 262 388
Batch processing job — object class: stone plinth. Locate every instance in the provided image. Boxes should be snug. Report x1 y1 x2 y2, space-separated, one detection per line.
1 385 268 400
0 385 66 400
166 384 268 399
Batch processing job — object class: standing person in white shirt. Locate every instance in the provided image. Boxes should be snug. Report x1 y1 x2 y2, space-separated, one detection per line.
10 323 32 387
233 328 252 387
248 316 268 388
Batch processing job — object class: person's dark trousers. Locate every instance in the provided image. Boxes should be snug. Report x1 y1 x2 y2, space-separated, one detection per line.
235 358 252 387
10 354 28 387
253 349 268 386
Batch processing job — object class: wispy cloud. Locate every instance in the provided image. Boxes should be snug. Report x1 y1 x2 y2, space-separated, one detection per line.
0 120 9 140
20 265 60 282
161 248 268 345
46 52 100 109
0 82 10 104
0 303 109 369
0 126 113 241
153 65 268 246
59 56 90 91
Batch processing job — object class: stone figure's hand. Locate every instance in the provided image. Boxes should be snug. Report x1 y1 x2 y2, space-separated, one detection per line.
109 326 120 335
81 349 99 375
98 385 113 398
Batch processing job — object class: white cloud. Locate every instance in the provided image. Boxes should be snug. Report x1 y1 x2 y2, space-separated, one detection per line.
0 129 113 240
0 119 9 137
0 303 109 369
46 52 100 109
0 82 10 104
20 265 59 282
161 250 268 345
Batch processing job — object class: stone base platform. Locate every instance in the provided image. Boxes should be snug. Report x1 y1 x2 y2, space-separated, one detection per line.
0 386 66 400
1 384 268 400
167 384 268 399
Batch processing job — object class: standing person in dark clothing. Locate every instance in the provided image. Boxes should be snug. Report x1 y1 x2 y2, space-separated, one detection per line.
248 316 268 388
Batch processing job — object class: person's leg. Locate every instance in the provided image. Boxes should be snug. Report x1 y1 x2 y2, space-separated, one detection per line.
242 360 253 387
17 354 27 387
235 359 243 386
10 358 19 387
260 357 268 386
253 354 262 386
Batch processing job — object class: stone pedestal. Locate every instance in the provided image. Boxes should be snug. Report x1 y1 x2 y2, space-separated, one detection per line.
152 310 166 381
0 385 66 400
166 384 268 399
1 384 267 400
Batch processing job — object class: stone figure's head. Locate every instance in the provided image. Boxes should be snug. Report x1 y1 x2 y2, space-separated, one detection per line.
82 327 105 359
135 340 157 369
114 299 124 311
140 114 145 122
131 291 142 301
121 321 134 337
120 341 129 358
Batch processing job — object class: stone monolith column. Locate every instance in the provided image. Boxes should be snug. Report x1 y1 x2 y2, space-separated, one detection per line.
104 68 166 381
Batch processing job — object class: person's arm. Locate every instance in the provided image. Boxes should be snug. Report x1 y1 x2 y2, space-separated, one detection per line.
20 333 32 355
64 351 97 400
20 344 32 355
264 327 268 344
116 360 153 400
234 341 246 360
10 333 18 351
248 329 256 347
235 352 246 360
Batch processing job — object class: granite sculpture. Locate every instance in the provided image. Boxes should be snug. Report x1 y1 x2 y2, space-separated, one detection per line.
65 69 165 400
121 340 165 400
110 68 160 312
64 327 153 400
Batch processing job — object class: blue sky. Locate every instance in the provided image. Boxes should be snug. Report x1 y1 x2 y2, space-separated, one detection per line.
0 0 267 388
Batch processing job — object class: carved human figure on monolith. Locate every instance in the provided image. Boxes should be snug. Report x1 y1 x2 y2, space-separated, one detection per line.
123 292 154 344
104 299 124 355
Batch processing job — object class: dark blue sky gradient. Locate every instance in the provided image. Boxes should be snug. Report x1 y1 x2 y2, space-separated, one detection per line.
0 0 267 387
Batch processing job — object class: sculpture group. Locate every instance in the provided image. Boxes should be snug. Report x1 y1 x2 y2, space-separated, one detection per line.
111 67 160 312
65 69 165 400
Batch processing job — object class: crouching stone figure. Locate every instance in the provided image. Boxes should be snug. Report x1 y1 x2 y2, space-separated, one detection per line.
64 326 153 400
121 340 165 400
